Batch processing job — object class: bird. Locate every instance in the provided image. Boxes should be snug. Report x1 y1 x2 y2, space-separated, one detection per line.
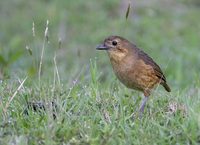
96 35 171 115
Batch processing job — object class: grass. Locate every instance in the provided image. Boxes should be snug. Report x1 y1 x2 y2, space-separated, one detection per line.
0 0 200 144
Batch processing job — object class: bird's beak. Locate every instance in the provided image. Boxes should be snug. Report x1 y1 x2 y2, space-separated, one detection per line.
96 44 109 50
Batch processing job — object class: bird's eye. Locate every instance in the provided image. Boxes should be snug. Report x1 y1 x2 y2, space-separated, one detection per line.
112 41 117 46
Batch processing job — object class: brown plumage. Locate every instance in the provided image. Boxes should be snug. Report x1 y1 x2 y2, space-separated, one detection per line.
96 36 171 114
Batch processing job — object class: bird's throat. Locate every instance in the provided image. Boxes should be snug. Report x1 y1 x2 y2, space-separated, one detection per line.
107 51 126 64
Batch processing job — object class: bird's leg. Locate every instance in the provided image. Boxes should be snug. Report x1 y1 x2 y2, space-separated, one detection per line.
139 96 148 116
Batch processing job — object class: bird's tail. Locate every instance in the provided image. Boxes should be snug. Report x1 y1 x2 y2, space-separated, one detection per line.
162 82 171 92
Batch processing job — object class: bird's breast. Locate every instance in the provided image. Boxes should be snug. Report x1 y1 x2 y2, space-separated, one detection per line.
110 58 159 91
110 57 141 90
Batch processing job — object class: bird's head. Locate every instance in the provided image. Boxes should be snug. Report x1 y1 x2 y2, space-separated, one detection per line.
96 36 132 61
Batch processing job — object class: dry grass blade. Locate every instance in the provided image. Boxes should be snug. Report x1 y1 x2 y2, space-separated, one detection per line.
53 52 60 86
102 109 111 124
125 2 131 20
26 45 32 56
38 20 49 86
58 38 62 49
3 77 27 114
32 22 35 37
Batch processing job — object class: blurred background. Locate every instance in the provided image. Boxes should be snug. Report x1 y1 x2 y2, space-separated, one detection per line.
0 0 200 89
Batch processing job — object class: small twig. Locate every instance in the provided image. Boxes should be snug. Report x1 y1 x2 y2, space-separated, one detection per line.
3 77 27 114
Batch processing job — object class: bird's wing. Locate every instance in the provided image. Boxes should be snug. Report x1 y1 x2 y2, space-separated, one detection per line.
137 48 166 83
